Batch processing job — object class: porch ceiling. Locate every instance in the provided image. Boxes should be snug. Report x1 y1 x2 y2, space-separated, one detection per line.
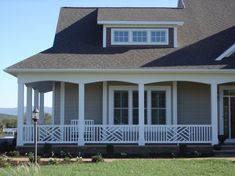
26 81 53 93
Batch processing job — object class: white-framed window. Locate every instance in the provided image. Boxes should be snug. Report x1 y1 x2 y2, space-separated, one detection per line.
132 31 147 43
113 91 129 124
111 28 169 45
113 31 129 43
108 86 171 125
151 30 168 44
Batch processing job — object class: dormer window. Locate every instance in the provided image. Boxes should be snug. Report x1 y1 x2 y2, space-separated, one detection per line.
111 28 169 46
114 31 129 43
133 31 147 43
151 30 168 44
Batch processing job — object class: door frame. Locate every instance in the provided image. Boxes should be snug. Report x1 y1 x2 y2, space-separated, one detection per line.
219 86 235 141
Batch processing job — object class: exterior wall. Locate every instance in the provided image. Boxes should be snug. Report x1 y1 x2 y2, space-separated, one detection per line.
177 82 211 124
54 82 103 125
106 27 174 48
53 81 211 125
54 82 61 125
85 83 103 124
65 83 78 124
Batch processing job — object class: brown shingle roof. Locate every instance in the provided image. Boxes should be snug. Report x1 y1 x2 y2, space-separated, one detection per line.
6 0 235 72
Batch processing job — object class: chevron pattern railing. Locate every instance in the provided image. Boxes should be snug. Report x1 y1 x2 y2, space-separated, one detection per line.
84 125 139 143
23 124 211 144
144 125 212 143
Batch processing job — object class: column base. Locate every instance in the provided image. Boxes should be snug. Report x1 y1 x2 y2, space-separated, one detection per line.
138 140 145 146
78 140 85 146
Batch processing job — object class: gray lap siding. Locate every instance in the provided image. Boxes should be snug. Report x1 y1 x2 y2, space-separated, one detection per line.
53 81 211 125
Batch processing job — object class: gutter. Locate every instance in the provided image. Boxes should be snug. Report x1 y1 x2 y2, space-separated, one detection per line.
4 68 235 77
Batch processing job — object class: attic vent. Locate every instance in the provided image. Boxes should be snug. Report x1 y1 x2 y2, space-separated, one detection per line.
178 0 185 9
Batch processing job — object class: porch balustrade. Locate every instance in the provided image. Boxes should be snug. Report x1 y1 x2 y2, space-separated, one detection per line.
23 124 212 144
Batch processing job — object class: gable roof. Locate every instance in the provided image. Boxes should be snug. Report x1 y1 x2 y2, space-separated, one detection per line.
5 0 235 75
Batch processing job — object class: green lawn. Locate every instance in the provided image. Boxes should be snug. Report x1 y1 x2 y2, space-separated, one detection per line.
1 159 235 176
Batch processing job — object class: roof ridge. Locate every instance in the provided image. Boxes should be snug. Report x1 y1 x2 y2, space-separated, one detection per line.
61 7 183 10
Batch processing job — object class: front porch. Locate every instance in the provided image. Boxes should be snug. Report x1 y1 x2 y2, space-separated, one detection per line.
16 72 235 147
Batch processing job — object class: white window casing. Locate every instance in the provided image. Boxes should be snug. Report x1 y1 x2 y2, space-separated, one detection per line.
108 85 171 125
111 28 169 45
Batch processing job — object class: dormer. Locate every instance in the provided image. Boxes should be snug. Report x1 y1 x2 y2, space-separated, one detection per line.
98 0 185 48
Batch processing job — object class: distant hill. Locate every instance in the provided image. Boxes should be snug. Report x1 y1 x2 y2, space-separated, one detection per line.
0 107 52 116
0 113 16 119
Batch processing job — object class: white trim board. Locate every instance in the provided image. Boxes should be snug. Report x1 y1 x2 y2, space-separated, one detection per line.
216 44 235 61
98 21 184 26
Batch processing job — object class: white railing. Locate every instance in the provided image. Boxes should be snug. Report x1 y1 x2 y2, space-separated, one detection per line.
71 120 94 125
145 125 212 143
84 125 139 143
23 125 79 143
22 124 212 144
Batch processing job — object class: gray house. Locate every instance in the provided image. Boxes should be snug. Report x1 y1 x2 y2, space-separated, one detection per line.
5 0 235 150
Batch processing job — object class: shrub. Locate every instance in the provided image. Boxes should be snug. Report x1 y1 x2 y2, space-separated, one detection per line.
91 154 104 163
75 157 83 163
63 156 71 162
60 150 72 158
27 152 40 163
218 135 226 145
43 143 52 157
179 144 188 156
0 156 11 167
0 140 10 153
8 150 20 157
106 144 114 156
48 158 60 165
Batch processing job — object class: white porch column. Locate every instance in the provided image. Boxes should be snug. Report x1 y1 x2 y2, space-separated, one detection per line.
211 83 219 145
60 82 65 125
34 90 39 108
138 83 145 146
17 81 24 146
172 81 178 124
102 81 107 125
52 82 55 125
78 82 85 146
39 92 44 124
26 86 32 125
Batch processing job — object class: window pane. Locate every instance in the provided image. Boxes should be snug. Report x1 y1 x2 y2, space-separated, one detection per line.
223 97 229 138
133 31 147 42
151 31 167 43
152 109 166 124
152 91 166 108
133 109 138 124
114 31 129 42
114 109 128 125
114 91 128 125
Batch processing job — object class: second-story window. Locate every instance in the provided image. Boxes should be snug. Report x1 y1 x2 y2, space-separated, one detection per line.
111 28 169 45
151 30 167 43
114 31 129 42
133 31 147 42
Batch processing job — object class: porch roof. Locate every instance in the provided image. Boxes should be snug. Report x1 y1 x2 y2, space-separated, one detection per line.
5 0 235 75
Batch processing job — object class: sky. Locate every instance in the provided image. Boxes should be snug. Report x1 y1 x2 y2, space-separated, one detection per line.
0 0 177 108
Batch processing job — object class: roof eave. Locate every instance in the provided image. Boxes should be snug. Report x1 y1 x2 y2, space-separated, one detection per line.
5 68 235 77
97 20 184 26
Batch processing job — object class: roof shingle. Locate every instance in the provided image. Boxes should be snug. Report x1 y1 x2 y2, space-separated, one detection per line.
6 0 235 71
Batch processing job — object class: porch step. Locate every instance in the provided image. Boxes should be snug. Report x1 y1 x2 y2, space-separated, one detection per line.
213 150 235 157
213 144 235 156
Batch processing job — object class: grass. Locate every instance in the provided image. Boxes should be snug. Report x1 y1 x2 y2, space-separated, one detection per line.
1 159 235 176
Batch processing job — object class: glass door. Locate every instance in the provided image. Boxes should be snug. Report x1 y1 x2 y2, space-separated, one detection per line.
223 89 235 139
